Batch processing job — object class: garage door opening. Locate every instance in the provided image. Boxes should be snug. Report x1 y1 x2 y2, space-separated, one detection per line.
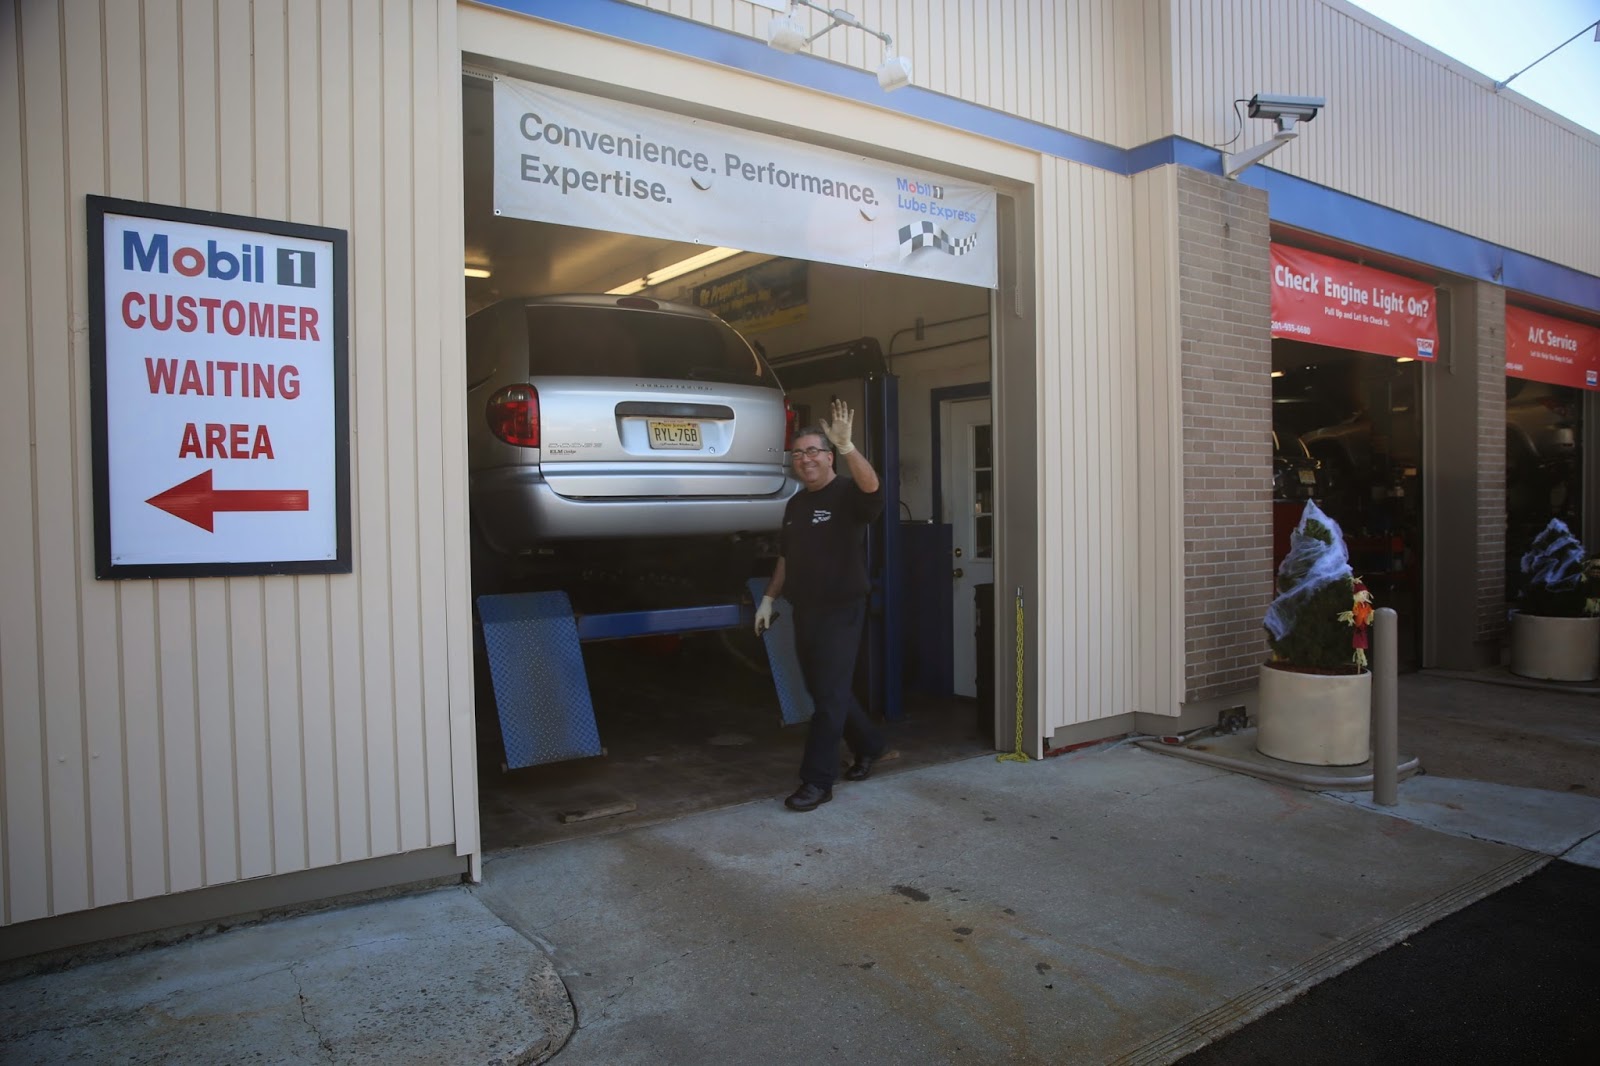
1271 340 1423 668
461 74 1000 849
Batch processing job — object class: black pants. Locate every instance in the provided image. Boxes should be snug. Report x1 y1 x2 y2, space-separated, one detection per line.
793 599 884 787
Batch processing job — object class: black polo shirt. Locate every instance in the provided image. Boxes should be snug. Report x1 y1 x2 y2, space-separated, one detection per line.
779 474 884 607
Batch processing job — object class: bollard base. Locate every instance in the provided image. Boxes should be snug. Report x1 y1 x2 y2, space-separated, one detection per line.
1136 729 1421 792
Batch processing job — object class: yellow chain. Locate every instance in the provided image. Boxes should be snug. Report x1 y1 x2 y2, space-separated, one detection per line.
997 585 1030 764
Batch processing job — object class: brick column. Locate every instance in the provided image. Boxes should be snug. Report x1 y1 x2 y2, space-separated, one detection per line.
1475 283 1508 652
1428 279 1509 669
1175 169 1274 702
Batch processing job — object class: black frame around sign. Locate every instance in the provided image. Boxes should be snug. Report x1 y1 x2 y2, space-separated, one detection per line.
88 194 352 579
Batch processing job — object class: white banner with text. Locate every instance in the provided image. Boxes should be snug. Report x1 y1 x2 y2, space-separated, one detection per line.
493 76 998 289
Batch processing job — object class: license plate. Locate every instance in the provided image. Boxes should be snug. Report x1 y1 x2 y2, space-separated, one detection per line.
647 419 701 449
1297 469 1317 485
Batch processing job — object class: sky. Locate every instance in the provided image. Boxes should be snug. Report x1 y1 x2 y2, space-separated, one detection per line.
1345 0 1600 134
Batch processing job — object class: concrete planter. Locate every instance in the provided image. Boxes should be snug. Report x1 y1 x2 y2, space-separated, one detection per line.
1256 662 1372 766
1508 611 1600 682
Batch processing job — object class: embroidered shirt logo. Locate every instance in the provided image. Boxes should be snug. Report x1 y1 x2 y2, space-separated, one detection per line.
811 509 832 524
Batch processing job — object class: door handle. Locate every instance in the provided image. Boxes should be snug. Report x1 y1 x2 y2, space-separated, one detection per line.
952 568 964 579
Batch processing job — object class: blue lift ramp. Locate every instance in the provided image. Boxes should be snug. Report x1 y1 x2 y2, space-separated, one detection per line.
747 578 815 727
478 585 814 769
478 591 602 769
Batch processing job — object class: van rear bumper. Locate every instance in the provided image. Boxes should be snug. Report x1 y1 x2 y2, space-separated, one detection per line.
471 467 798 555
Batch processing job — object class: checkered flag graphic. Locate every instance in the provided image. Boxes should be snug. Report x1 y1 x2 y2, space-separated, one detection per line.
897 220 980 259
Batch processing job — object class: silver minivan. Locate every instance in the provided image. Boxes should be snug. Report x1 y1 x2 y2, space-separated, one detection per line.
466 294 796 584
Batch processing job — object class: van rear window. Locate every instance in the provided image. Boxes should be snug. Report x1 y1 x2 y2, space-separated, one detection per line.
525 306 773 386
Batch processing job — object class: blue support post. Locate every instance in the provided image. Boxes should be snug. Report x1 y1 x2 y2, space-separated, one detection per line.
865 371 904 721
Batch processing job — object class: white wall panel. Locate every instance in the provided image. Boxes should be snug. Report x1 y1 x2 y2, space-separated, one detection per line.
1 0 473 927
637 0 1166 147
1132 167 1185 716
1169 0 1600 276
1035 159 1141 735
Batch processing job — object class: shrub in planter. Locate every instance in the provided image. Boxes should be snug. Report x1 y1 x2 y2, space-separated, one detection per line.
1509 518 1600 682
1257 501 1374 766
1263 502 1373 674
1516 518 1600 618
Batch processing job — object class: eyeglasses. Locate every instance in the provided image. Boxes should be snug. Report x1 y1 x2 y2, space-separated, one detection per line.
789 446 828 459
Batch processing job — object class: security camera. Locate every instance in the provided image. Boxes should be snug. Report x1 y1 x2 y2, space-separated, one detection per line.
1224 91 1327 178
1247 93 1325 124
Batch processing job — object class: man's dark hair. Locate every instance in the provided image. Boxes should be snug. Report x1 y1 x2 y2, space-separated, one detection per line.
792 425 833 458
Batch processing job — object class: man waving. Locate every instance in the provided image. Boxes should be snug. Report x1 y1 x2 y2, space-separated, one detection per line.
755 399 889 812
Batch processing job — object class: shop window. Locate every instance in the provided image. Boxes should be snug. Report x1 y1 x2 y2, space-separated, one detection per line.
1506 377 1583 599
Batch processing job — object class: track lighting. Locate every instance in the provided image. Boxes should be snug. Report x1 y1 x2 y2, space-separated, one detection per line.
765 2 913 92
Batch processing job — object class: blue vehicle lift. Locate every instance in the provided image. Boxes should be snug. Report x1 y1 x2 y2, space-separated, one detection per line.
477 343 902 771
477 581 817 769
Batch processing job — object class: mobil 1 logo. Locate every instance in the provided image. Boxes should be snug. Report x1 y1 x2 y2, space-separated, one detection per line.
278 248 315 288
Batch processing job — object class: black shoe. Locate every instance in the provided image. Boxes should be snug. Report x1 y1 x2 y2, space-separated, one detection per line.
784 783 833 811
845 751 887 782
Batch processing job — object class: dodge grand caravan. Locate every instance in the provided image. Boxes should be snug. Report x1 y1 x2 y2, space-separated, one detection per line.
466 294 797 585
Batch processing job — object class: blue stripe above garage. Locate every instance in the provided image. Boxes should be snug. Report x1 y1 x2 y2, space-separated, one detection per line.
482 0 1600 315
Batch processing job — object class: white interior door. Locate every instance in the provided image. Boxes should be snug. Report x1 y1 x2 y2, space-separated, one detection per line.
945 398 994 698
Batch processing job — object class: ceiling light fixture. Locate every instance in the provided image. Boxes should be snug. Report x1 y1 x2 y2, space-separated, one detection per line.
1270 370 1285 378
606 247 743 295
1395 357 1415 363
464 266 492 279
765 1 913 92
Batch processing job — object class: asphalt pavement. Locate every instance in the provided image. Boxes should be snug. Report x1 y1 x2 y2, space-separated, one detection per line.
1181 859 1600 1064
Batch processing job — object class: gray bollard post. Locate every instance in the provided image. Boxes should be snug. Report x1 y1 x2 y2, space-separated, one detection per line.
1372 607 1398 806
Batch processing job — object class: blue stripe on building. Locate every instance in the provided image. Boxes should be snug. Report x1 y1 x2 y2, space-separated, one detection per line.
480 0 1599 314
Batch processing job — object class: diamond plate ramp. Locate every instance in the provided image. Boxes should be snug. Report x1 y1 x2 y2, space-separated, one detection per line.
748 577 814 726
478 591 602 769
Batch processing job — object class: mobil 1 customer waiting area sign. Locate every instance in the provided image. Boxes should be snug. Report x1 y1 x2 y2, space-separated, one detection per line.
89 196 350 579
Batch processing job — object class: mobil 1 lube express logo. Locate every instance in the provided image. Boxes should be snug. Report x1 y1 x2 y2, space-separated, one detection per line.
103 211 338 566
893 177 980 259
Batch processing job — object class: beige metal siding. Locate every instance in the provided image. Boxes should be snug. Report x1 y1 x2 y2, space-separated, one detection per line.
0 0 473 927
642 1 1599 273
639 0 1169 147
1035 158 1142 734
1169 0 1600 276
1131 166 1185 716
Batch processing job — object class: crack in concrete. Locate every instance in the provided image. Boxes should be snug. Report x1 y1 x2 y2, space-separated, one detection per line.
290 963 336 1064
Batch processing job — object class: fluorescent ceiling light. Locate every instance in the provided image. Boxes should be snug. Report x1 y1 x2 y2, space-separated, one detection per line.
464 266 491 279
1395 357 1415 363
606 247 742 295
1270 370 1285 378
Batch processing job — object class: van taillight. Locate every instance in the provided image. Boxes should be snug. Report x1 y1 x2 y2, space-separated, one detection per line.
487 385 540 447
784 399 798 448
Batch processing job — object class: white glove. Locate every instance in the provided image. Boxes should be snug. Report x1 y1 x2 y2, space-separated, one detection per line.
754 595 775 636
821 399 855 456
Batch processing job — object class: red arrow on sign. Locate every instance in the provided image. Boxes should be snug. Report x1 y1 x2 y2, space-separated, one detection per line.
146 469 310 532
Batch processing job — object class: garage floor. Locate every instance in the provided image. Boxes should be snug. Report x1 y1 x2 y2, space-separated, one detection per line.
478 630 992 851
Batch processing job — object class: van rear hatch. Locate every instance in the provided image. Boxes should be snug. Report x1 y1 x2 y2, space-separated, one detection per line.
526 302 787 498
